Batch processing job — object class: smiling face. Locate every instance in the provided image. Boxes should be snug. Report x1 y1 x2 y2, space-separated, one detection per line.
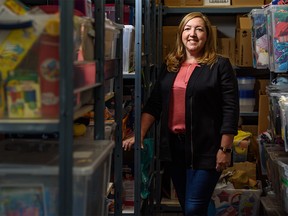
181 17 207 58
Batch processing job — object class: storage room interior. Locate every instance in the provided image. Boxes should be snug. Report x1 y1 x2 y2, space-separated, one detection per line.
0 0 287 215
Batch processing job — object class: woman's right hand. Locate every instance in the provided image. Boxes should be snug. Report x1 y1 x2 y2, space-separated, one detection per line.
122 136 144 151
122 136 135 151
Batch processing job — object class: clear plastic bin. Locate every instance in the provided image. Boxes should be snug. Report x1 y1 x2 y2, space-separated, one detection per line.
277 158 288 213
105 19 121 60
123 25 135 74
249 8 269 69
0 139 114 216
237 77 255 90
265 5 288 72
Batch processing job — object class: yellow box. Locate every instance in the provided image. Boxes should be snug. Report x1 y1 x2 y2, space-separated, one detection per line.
6 71 41 118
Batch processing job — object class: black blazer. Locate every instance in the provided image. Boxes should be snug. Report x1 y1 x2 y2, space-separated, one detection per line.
143 56 239 169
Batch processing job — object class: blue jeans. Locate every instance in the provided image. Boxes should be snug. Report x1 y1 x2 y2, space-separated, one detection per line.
168 133 221 215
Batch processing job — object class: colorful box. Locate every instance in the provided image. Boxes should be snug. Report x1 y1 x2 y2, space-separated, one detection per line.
5 70 41 118
209 183 262 216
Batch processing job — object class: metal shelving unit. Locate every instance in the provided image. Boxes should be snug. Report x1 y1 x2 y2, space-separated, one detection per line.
112 1 157 215
163 6 261 14
154 3 267 213
0 0 116 215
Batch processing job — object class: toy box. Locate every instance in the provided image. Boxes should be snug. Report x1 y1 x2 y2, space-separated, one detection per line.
0 139 114 216
5 70 41 118
209 182 262 216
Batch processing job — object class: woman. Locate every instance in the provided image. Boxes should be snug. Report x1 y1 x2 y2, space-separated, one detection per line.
123 12 239 215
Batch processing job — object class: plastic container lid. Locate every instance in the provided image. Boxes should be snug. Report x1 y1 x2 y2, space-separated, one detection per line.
35 5 85 16
0 139 114 176
237 77 256 84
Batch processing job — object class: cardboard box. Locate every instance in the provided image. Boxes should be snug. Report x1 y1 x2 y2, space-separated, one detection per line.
209 182 262 216
204 0 230 6
232 0 264 6
162 26 178 59
211 26 218 50
258 94 269 135
162 25 217 59
217 37 235 65
235 16 253 67
164 0 203 6
241 125 258 136
254 79 269 111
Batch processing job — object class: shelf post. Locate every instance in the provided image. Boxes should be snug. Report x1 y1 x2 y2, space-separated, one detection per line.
114 1 124 215
134 0 142 215
58 1 75 215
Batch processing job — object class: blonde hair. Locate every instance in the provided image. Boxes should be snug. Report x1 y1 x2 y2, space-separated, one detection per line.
165 12 217 72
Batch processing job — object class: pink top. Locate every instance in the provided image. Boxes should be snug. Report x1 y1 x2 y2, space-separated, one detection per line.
168 63 198 133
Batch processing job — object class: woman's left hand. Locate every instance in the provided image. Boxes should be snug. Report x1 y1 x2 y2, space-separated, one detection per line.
216 150 231 172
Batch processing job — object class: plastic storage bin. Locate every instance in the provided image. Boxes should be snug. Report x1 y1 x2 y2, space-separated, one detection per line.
238 77 256 112
0 139 114 216
105 18 121 60
277 158 288 213
249 8 269 69
123 25 135 74
265 5 288 72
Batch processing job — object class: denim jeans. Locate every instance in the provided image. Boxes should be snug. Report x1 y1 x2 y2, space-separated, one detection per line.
168 133 221 216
